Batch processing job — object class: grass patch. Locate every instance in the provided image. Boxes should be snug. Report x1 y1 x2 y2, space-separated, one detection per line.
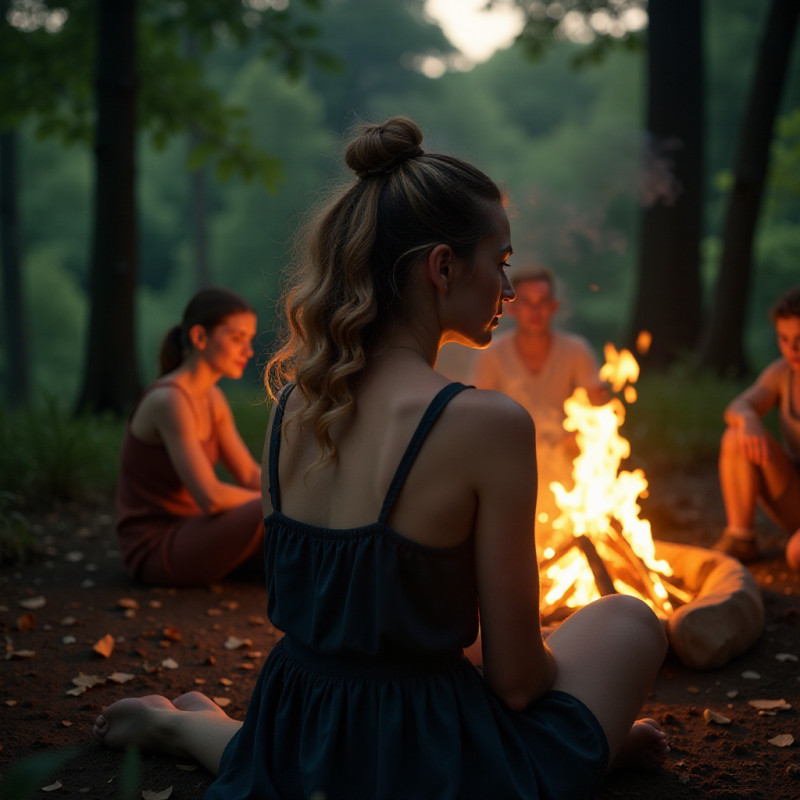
0 394 123 506
623 362 749 468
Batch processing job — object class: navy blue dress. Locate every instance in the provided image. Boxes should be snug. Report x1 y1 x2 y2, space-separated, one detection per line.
205 383 608 800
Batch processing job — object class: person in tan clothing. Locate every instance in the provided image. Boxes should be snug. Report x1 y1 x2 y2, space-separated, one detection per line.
714 286 800 567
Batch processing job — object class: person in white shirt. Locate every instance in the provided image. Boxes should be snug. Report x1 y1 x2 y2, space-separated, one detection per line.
470 266 607 526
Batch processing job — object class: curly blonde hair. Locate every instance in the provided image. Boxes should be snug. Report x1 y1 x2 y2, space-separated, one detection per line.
266 116 502 466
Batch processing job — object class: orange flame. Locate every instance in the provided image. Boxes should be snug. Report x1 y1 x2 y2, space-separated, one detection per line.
540 344 674 619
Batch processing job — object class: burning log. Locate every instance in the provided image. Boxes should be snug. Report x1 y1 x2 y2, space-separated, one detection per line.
575 536 616 597
535 343 765 668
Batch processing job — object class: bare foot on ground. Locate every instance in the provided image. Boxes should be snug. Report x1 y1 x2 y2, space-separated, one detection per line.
93 692 231 755
610 718 669 772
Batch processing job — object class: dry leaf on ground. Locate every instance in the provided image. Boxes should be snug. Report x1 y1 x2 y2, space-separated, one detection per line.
703 709 731 725
92 634 114 658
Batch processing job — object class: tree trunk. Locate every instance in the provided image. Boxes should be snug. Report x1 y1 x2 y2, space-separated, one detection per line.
76 0 141 415
627 0 704 367
189 130 212 290
0 129 30 408
699 0 800 377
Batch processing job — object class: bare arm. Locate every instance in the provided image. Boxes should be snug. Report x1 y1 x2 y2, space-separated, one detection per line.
147 387 261 514
468 391 556 710
724 365 781 467
212 387 262 490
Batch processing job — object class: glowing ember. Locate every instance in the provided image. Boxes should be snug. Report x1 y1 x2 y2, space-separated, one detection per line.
539 343 689 621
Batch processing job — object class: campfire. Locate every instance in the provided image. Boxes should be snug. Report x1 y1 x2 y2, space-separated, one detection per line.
535 341 765 669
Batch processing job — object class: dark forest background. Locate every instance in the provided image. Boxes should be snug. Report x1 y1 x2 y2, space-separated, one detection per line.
1 0 799 413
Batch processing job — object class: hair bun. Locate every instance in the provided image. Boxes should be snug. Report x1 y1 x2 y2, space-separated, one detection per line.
345 116 424 178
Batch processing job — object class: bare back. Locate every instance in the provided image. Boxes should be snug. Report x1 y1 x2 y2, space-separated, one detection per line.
270 362 478 549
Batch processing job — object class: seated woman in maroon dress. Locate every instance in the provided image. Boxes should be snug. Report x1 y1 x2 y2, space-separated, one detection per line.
115 287 264 587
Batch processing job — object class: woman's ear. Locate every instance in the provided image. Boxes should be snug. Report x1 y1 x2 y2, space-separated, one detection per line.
425 244 454 295
188 323 208 351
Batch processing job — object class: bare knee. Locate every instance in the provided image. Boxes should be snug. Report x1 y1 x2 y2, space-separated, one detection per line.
720 427 742 463
787 529 800 572
590 594 667 657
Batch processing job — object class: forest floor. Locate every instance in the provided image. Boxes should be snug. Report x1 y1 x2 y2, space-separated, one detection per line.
2 461 800 800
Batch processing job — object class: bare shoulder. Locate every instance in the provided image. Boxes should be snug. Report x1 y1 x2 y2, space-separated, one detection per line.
147 382 194 415
447 387 535 446
757 358 790 386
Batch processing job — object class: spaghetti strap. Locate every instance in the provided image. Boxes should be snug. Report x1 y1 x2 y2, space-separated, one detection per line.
378 382 471 525
267 383 295 513
130 380 201 426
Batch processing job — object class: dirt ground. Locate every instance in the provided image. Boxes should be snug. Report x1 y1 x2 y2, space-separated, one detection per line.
2 462 800 800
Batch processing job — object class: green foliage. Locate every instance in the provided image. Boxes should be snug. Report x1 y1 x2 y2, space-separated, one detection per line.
771 108 800 202
0 746 83 800
624 362 749 467
0 490 36 566
0 395 122 506
0 745 141 800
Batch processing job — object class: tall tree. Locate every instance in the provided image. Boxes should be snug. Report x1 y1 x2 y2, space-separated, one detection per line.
700 0 800 376
626 0 704 365
76 0 139 414
0 128 29 407
2 0 326 414
513 0 704 365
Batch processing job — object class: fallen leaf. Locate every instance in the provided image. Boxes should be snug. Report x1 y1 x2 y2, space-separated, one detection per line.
5 700 17 706
194 678 206 685
93 634 115 658
775 653 799 662
224 636 252 650
117 597 139 609
162 626 181 642
66 686 86 697
148 600 162 608
72 673 106 689
703 708 731 725
741 670 761 680
18 596 46 610
748 699 791 711
62 635 77 645
161 658 179 670
7 649 35 659
206 608 223 616
213 697 231 707
108 672 136 684
60 617 77 626
248 616 266 626
61 720 73 727
769 734 795 747
41 781 63 792
16 612 36 632
219 678 233 686
142 788 173 800
726 690 739 699
237 662 255 670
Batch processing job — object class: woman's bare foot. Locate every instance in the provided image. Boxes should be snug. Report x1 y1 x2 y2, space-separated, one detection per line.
609 718 669 772
93 692 232 755
93 695 184 754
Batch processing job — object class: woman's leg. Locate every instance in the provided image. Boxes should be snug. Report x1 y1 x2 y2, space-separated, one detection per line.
139 499 264 587
93 692 242 775
547 594 668 769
